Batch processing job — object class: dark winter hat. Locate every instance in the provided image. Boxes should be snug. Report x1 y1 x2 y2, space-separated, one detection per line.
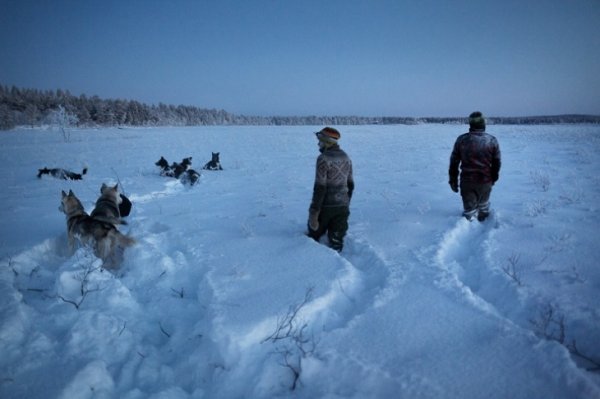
469 111 486 130
315 127 341 144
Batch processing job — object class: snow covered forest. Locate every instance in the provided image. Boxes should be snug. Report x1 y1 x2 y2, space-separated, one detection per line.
2 84 599 130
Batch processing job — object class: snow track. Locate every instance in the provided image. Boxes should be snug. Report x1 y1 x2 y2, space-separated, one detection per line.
434 216 505 317
300 234 395 332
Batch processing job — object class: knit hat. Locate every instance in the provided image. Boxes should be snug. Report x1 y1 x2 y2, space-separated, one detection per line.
469 111 486 130
315 127 341 144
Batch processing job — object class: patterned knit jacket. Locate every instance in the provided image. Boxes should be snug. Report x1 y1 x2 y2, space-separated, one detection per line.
310 145 354 211
449 129 501 184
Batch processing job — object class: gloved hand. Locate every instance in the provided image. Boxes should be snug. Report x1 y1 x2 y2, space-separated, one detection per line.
308 209 320 231
449 180 459 193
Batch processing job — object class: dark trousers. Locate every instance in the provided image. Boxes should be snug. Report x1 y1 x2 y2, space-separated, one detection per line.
307 206 350 251
460 181 492 221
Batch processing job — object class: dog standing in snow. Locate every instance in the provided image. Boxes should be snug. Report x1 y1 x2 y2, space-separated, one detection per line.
59 190 135 268
90 183 126 227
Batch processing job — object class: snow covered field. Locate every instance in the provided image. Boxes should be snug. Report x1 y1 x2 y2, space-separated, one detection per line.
1 124 599 398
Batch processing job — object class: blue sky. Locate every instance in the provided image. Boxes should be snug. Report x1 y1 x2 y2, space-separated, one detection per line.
1 0 599 117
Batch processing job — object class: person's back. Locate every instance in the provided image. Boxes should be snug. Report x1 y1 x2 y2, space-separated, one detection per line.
450 130 500 184
315 146 353 208
448 112 501 221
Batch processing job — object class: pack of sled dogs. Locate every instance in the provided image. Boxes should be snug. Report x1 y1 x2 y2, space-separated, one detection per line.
154 156 200 185
59 184 134 269
50 152 222 269
154 153 222 185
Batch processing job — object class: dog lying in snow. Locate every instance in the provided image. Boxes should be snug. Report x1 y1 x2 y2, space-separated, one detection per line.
155 156 200 186
172 157 192 178
38 167 87 180
180 169 200 186
155 156 172 177
155 156 191 178
202 152 223 170
59 190 135 268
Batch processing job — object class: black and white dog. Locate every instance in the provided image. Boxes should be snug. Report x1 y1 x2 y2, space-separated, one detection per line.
202 152 223 171
155 156 200 186
37 167 87 180
155 156 172 176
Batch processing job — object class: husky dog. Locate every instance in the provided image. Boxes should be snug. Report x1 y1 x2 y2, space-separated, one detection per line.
202 153 223 170
180 168 200 186
90 183 125 226
59 190 135 268
171 157 192 178
155 156 192 178
155 156 200 185
38 167 87 180
155 156 173 177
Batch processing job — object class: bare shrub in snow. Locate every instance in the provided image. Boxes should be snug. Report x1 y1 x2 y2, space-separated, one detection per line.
530 170 551 192
57 257 104 310
525 199 548 217
559 187 584 205
501 252 524 286
47 105 78 142
530 303 600 372
545 232 573 253
543 264 586 284
262 287 318 390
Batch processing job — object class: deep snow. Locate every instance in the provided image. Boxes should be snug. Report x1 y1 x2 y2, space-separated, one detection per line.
1 124 599 398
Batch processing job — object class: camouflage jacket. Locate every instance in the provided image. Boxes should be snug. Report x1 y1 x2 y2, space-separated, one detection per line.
310 145 354 211
449 129 501 184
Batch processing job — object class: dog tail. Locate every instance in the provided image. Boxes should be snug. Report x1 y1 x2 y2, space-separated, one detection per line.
112 230 136 248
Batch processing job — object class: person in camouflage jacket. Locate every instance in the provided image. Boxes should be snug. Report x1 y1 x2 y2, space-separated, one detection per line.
308 127 354 252
449 111 501 221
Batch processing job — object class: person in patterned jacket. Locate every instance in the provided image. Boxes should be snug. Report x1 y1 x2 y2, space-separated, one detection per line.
449 111 501 221
307 127 354 252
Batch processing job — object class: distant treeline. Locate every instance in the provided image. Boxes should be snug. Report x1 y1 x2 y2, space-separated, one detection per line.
1 84 599 130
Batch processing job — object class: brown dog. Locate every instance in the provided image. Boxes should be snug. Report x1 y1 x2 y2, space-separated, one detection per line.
59 190 135 268
90 183 125 226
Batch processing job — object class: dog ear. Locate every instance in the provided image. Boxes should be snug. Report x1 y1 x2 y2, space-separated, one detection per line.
62 190 67 198
113 183 118 191
101 183 107 192
68 189 74 196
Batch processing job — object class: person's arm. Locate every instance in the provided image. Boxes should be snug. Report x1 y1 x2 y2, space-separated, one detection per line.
310 156 327 211
347 160 354 200
449 139 461 191
491 140 501 183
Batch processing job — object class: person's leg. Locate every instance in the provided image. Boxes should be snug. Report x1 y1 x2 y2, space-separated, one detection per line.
460 182 478 221
476 184 493 221
327 207 350 252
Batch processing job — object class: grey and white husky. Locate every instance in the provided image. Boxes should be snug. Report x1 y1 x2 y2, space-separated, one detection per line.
90 183 125 226
59 190 135 268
